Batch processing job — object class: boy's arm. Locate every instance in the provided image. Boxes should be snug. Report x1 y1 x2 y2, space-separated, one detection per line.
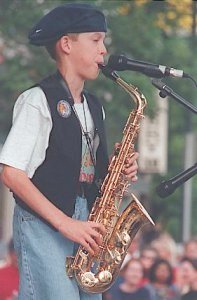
1 165 104 255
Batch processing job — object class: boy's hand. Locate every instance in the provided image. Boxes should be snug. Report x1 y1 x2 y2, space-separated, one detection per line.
123 152 139 182
58 217 105 255
113 143 139 182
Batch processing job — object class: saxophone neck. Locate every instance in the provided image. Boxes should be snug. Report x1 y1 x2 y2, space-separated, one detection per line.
116 77 147 111
99 64 147 111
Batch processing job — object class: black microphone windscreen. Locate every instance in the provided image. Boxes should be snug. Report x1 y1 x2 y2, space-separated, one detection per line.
99 64 119 81
108 55 127 71
156 182 174 198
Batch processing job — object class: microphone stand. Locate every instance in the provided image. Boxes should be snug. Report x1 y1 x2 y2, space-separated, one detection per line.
156 163 197 198
151 79 197 114
152 79 197 197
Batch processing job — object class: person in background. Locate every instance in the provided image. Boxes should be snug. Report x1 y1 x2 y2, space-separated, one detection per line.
140 245 159 285
104 258 152 300
151 233 178 266
176 258 197 300
182 238 197 261
0 239 19 300
181 261 197 300
146 258 181 300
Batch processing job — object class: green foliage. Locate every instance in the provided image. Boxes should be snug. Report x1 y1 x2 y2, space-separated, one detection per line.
0 0 196 241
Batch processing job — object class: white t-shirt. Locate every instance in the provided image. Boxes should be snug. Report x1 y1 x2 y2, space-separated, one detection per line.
0 87 100 181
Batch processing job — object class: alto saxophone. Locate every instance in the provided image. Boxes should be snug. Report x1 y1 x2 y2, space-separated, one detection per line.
66 65 154 293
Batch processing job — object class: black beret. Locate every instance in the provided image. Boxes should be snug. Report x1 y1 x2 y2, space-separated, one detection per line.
28 3 107 46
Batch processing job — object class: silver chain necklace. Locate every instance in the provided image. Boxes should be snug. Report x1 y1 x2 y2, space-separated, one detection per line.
72 100 96 168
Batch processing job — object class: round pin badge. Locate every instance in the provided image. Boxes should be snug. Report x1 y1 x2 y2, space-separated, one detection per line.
57 100 71 118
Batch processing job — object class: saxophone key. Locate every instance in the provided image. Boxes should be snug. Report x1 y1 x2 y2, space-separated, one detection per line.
120 231 131 246
81 272 99 287
114 250 122 264
98 270 112 284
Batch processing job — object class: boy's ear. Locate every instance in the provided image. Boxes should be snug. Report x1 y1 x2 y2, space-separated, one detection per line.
59 35 72 54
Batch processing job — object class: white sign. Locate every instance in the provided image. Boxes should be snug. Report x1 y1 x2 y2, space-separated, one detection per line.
138 98 168 174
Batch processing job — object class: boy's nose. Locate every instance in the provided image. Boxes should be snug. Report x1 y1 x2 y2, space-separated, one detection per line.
100 43 107 56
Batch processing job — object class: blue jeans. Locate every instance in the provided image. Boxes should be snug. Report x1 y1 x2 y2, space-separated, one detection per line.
13 197 102 300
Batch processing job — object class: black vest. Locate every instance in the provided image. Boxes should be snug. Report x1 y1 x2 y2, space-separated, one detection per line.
14 72 109 218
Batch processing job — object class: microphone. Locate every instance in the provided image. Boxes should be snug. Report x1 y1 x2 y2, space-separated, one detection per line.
107 54 188 79
98 64 120 81
156 163 197 198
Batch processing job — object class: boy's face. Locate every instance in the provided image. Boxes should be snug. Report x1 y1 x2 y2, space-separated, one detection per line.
68 32 107 80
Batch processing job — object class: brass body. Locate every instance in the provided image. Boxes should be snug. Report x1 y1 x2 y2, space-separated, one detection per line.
66 75 154 293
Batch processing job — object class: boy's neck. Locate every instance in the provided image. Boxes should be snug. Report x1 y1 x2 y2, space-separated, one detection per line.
58 67 84 103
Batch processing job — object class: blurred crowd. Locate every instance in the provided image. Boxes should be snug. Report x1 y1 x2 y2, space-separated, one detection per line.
0 227 196 300
103 226 197 300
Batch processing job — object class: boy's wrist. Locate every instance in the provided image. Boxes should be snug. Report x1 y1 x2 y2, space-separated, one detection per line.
52 210 70 232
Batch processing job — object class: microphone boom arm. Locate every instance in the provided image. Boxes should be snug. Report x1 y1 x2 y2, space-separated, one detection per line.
152 79 197 114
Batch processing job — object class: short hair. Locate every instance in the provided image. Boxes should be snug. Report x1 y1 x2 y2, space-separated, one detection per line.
45 34 79 61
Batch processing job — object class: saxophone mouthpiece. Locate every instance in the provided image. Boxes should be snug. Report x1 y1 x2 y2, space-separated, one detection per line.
99 64 119 81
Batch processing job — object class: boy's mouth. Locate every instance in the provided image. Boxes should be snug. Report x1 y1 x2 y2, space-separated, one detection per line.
97 62 104 67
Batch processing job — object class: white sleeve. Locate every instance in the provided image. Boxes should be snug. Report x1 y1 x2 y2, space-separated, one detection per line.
0 87 52 177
